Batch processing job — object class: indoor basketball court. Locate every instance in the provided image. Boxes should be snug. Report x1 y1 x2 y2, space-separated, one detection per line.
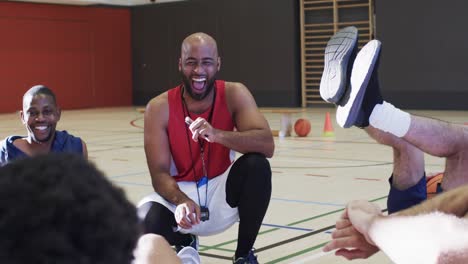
1 0 468 263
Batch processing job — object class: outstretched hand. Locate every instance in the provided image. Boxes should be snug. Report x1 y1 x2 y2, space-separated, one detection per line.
174 199 201 229
323 204 380 260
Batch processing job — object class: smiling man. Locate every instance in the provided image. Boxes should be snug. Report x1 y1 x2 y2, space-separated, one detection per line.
138 32 274 264
0 85 87 165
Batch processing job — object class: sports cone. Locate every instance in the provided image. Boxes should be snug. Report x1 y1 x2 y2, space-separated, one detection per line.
323 112 335 137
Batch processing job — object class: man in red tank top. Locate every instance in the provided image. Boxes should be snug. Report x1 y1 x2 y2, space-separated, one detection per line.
138 32 274 264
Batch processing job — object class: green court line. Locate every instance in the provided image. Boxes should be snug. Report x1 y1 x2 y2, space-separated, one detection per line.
264 241 329 264
199 195 387 253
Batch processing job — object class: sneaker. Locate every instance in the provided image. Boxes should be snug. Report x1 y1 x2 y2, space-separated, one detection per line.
320 26 359 104
233 249 258 264
177 246 201 264
175 234 199 252
336 40 382 128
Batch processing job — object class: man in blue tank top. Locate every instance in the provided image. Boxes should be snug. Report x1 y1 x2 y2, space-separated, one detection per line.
0 85 87 165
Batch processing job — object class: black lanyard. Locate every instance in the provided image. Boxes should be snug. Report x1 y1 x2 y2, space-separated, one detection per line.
180 85 216 209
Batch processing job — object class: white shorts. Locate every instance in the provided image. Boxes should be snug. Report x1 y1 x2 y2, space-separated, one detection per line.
137 165 239 236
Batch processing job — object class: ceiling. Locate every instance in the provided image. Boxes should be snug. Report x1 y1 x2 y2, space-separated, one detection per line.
8 0 184 6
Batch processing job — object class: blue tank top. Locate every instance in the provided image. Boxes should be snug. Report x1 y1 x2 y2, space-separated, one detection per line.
0 130 83 166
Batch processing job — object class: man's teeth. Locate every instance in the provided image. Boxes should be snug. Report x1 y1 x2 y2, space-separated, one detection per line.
193 77 206 82
35 126 48 131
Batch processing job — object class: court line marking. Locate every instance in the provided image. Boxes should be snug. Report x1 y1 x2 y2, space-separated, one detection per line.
271 197 345 207
199 196 387 260
265 242 329 264
261 223 314 232
289 250 335 263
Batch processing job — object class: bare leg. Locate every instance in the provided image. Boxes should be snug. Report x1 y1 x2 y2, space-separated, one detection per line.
403 116 468 191
365 126 425 190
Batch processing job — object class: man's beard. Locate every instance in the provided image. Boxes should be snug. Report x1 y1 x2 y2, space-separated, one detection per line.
182 75 216 101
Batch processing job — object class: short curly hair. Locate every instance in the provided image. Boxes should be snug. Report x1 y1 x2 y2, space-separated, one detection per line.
0 154 139 264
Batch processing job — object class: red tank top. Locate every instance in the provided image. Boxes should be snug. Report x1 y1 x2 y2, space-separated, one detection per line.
167 80 235 182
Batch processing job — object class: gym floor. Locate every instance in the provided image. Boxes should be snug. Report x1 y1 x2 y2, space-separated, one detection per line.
1 106 461 263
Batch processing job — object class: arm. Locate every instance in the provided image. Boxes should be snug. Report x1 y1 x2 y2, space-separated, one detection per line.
397 183 468 217
144 95 200 228
368 211 468 264
326 185 468 263
81 140 88 159
215 82 274 157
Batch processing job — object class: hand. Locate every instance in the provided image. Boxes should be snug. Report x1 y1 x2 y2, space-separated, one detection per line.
174 199 201 229
323 209 379 260
346 200 382 244
188 117 217 143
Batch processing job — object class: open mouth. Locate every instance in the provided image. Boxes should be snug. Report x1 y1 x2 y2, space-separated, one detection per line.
192 77 207 92
33 125 50 137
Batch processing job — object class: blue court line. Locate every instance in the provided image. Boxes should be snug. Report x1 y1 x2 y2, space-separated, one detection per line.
271 197 345 207
111 179 348 207
261 223 314 232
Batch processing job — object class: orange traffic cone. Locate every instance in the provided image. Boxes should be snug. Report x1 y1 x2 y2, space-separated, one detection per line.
323 112 335 137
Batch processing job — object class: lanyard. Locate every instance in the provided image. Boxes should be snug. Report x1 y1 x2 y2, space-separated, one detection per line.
180 85 216 208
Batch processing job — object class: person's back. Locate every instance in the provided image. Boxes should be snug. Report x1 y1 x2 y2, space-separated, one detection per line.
0 154 138 264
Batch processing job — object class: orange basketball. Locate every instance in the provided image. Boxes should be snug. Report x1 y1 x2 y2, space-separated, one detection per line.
294 118 311 137
426 172 444 199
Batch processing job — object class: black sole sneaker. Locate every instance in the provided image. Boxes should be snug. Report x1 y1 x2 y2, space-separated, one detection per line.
320 26 359 104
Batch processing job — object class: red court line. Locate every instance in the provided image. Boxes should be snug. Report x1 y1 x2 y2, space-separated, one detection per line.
304 174 330 177
354 177 382 181
130 117 144 129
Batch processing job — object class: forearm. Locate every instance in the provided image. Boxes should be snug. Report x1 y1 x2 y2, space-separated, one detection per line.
397 184 468 217
369 212 468 264
214 129 274 158
151 174 191 205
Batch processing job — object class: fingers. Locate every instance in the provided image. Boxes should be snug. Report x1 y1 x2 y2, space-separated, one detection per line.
323 230 379 259
335 218 352 229
176 204 195 229
332 225 359 240
175 205 191 229
335 248 374 260
189 118 211 141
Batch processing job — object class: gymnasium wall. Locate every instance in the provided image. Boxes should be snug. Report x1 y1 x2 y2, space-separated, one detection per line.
376 0 468 110
131 0 301 107
0 2 132 113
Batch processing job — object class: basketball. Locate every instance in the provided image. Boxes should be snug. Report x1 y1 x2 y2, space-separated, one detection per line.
426 172 444 199
294 118 311 137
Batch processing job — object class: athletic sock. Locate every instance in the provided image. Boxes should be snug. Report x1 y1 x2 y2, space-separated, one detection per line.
369 101 411 137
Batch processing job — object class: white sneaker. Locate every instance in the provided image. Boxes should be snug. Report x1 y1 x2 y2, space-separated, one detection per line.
336 40 381 128
320 26 359 103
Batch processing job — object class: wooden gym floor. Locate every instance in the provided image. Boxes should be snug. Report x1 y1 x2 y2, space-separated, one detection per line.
1 106 464 263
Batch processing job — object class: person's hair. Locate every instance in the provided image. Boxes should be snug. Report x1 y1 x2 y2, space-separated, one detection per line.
0 154 139 264
23 85 57 105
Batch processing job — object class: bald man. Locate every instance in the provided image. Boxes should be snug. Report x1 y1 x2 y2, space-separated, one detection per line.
137 32 274 264
0 85 87 165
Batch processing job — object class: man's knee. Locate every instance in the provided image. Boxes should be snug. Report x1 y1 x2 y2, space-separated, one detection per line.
226 153 271 207
234 152 271 175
